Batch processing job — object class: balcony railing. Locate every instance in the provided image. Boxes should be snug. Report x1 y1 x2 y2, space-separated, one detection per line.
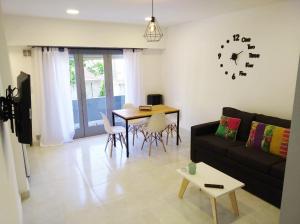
72 95 125 124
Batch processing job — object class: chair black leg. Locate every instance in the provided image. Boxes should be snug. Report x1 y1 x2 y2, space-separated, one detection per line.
141 134 148 150
119 133 123 149
121 133 127 147
149 134 153 156
105 134 110 152
110 138 113 158
166 128 170 145
160 137 167 152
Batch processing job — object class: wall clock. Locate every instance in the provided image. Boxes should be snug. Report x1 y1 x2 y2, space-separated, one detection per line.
218 34 260 80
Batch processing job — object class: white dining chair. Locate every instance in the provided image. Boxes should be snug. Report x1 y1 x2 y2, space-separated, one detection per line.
101 112 126 158
141 113 167 156
123 103 147 146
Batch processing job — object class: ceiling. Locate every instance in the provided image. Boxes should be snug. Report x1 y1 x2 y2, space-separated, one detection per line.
1 0 283 26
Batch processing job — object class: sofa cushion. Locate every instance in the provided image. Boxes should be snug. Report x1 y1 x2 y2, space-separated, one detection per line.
223 107 256 142
255 114 291 128
270 161 286 179
194 135 244 156
215 116 241 141
227 146 284 173
246 121 274 152
270 127 290 158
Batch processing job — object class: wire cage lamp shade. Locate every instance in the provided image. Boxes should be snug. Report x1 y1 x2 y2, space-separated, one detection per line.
144 17 163 42
144 0 163 42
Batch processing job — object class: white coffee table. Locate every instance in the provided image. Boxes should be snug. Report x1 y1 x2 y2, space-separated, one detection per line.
177 162 245 224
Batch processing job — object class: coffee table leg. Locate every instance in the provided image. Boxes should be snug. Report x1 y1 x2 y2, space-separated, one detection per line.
210 197 218 224
178 178 190 199
229 191 239 216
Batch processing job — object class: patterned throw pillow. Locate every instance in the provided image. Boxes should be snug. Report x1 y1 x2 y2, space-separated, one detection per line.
246 121 274 152
246 121 290 158
270 127 290 158
215 116 241 141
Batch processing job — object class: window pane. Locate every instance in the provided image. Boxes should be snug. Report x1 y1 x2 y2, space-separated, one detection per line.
69 55 80 130
83 55 107 127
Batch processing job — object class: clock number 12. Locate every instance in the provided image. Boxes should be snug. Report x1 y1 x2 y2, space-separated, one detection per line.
233 34 240 41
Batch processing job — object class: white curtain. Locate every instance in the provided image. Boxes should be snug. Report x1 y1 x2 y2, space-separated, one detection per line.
32 48 74 146
123 49 145 106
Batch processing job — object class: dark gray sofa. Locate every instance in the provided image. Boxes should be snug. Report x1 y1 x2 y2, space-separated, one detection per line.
191 107 290 207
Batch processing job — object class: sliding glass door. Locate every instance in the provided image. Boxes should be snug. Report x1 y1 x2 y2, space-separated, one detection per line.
69 49 125 138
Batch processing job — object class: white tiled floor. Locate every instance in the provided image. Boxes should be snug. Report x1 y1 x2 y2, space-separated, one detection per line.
23 131 280 224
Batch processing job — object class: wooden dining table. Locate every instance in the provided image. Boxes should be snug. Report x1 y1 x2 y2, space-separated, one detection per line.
112 105 180 157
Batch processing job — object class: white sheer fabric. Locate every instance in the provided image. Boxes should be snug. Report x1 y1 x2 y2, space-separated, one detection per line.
32 48 74 146
123 49 145 106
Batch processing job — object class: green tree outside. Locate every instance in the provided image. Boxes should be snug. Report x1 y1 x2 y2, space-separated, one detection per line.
69 58 106 97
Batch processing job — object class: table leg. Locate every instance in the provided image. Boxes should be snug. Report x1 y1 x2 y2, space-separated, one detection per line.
229 191 239 216
210 197 218 224
112 113 116 147
126 120 129 157
178 178 190 199
176 111 180 145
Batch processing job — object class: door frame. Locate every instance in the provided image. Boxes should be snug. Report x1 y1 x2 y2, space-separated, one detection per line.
69 48 123 139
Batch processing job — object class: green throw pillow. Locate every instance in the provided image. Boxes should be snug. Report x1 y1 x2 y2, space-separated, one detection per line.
215 116 241 141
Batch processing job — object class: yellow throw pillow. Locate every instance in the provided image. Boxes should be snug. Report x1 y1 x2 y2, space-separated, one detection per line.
270 127 290 158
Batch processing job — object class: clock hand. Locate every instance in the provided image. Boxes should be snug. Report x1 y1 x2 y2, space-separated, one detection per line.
237 51 244 55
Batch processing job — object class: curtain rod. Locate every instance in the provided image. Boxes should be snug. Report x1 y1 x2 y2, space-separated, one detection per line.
29 45 145 51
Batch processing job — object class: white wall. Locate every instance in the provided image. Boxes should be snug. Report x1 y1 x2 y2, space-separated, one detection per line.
280 56 300 223
0 5 23 224
8 46 33 86
142 49 164 97
3 15 165 49
2 46 30 197
162 1 300 130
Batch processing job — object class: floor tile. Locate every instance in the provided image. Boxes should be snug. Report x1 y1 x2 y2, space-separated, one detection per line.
23 130 280 224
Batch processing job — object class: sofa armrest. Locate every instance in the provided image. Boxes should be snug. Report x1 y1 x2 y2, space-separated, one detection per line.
191 121 219 137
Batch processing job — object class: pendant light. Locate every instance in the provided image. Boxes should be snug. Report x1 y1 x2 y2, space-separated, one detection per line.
144 0 163 42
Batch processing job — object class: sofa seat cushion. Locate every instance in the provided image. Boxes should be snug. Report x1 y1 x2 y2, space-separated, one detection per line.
270 161 286 179
194 135 244 156
228 146 284 173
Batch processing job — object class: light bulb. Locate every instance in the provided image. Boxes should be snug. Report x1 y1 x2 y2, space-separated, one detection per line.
150 22 155 32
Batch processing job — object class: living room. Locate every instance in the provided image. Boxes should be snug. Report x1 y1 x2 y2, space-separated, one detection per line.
0 0 300 224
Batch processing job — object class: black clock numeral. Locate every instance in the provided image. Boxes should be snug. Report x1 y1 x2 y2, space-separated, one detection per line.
239 71 247 76
221 45 224 49
248 44 255 49
246 62 254 68
249 53 260 58
218 53 221 59
225 71 228 75
242 37 251 42
220 64 223 67
233 34 240 41
232 73 236 80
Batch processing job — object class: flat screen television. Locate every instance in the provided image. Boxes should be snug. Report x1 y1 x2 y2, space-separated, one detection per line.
14 72 32 144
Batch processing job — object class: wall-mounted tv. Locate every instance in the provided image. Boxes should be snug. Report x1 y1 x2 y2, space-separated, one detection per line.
0 71 32 144
14 72 32 144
